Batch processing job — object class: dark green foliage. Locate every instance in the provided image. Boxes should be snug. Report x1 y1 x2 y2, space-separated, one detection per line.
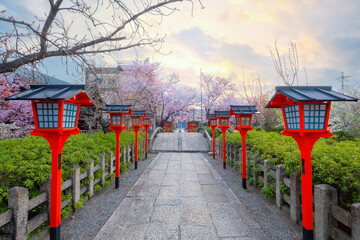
0 131 144 213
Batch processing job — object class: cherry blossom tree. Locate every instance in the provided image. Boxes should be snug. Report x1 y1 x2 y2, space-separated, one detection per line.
200 71 234 114
0 75 33 139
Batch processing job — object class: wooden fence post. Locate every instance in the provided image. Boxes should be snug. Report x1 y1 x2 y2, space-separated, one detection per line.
99 154 106 186
351 203 360 240
290 172 301 223
109 152 115 174
71 165 81 205
314 184 337 240
263 160 270 186
276 164 285 209
253 156 259 187
8 187 28 240
87 159 94 198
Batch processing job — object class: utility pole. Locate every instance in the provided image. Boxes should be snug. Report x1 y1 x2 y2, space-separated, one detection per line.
336 71 351 93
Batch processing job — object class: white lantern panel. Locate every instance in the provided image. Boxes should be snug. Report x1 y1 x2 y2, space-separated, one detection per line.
284 104 300 130
241 117 251 126
36 102 60 129
112 116 121 125
222 118 228 126
62 103 78 128
236 117 240 126
303 104 327 130
133 118 139 125
122 116 126 125
211 119 217 126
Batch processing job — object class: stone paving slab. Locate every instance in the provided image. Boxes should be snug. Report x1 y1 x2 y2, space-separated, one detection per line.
95 152 267 240
152 132 209 152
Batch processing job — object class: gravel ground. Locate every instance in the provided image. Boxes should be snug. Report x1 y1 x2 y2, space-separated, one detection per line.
204 153 303 240
51 154 156 240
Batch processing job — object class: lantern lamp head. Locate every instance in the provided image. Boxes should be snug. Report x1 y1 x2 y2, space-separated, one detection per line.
5 84 95 134
214 111 230 129
265 86 358 136
229 105 258 131
103 105 132 130
142 112 154 127
131 110 146 129
206 113 218 127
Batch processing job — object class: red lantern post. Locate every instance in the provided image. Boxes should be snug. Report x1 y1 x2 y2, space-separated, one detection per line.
6 85 95 240
187 122 196 132
130 110 146 169
229 105 258 189
142 112 154 159
206 114 218 159
214 111 230 169
266 86 357 240
103 105 132 189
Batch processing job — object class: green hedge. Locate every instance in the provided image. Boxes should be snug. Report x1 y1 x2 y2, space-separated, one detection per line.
0 131 144 213
219 130 360 206
203 126 222 138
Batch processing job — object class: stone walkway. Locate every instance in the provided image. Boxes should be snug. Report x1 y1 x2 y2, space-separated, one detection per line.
151 132 209 152
95 152 267 240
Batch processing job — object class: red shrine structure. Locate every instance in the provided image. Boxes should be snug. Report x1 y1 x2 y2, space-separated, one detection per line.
214 111 230 169
130 110 146 169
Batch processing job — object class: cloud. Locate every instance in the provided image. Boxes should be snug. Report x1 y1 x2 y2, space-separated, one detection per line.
171 27 216 58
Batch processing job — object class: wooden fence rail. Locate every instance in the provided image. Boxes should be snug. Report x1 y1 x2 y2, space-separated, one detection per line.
0 139 145 240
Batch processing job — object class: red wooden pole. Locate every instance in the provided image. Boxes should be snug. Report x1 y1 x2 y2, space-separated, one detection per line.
43 134 70 240
212 127 215 159
292 136 319 240
241 131 248 189
135 129 138 169
145 127 148 159
115 129 121 189
222 129 226 169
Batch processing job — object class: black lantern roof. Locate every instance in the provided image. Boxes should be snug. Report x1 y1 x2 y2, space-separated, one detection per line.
103 104 132 113
229 105 258 114
145 112 154 118
132 110 146 117
266 86 358 108
214 111 230 117
206 113 215 118
5 84 95 106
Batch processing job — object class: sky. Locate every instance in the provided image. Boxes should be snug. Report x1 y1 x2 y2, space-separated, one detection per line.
1 0 360 93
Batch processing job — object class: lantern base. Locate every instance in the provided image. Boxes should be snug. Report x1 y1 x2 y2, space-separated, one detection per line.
50 225 60 240
135 161 138 169
242 178 247 189
303 227 313 240
145 152 148 159
223 162 226 169
115 177 119 189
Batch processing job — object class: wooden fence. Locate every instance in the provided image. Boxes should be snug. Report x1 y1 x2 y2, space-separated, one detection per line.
217 141 360 240
0 139 145 240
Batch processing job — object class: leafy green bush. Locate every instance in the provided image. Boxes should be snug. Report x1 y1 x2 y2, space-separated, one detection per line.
0 130 144 213
218 130 360 206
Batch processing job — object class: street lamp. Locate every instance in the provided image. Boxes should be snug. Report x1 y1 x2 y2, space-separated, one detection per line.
214 111 230 169
266 86 358 240
206 113 218 159
103 105 132 189
142 112 154 159
229 105 258 189
130 110 146 169
5 84 95 240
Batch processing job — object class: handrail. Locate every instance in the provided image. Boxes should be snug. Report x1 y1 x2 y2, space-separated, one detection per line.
197 127 212 151
149 127 164 150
